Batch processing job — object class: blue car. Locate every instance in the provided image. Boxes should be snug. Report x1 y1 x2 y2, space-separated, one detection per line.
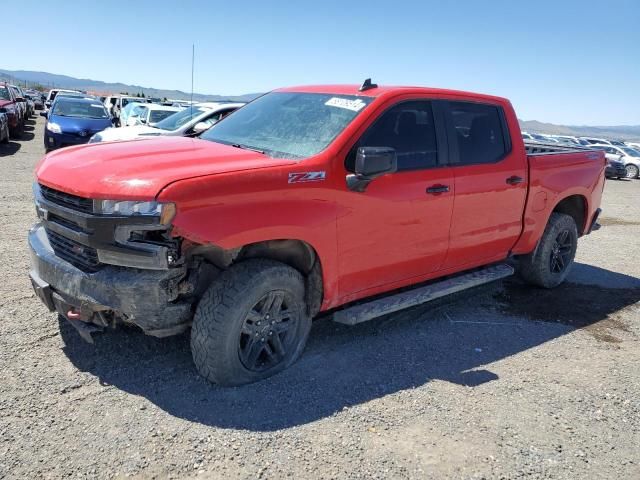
43 97 112 152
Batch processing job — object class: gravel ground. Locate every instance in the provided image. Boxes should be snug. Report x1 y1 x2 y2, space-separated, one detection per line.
1 117 639 479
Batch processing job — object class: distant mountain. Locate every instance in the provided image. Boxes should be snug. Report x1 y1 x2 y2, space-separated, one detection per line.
519 120 640 142
0 69 260 103
2 69 638 140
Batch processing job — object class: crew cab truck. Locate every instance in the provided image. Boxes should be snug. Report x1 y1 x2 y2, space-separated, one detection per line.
29 81 605 385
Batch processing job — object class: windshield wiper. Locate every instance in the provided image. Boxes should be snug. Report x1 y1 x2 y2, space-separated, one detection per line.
231 143 265 154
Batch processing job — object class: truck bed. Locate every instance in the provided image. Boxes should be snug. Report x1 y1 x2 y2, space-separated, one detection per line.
524 140 598 156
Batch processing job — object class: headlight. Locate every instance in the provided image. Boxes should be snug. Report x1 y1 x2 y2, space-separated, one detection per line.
46 121 62 134
95 200 176 224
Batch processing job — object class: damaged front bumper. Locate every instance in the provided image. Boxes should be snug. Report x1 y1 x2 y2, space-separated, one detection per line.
29 223 194 339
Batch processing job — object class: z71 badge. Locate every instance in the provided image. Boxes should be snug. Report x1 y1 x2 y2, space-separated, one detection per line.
288 171 326 184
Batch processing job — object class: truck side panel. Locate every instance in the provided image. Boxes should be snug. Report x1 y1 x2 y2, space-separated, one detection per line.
511 151 605 255
157 158 341 310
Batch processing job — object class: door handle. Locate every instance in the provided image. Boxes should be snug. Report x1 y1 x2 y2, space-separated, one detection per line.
426 185 450 194
506 176 524 185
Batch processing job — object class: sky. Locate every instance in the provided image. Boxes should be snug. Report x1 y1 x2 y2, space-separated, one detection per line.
3 0 639 125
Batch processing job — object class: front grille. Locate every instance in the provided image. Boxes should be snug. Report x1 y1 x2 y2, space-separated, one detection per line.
46 229 101 272
48 213 83 232
40 184 93 214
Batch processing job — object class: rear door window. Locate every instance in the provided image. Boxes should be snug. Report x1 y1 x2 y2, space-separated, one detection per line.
445 101 509 165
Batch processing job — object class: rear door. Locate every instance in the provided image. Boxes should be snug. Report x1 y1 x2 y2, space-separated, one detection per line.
440 100 527 270
336 99 454 300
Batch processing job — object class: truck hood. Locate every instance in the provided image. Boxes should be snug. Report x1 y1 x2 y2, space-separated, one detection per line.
36 136 297 199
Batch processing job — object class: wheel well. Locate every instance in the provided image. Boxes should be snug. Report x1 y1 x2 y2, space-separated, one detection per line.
188 239 324 317
553 195 587 235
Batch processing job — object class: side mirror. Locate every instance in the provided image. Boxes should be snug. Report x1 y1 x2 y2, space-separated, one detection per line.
191 121 210 134
40 111 48 118
346 146 397 192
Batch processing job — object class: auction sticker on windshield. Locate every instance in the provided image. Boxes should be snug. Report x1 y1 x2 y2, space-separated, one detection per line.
325 97 367 112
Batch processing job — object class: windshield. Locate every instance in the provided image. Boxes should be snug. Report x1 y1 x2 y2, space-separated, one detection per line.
201 92 373 159
150 109 178 123
155 106 207 130
621 147 640 157
52 100 109 119
0 87 10 101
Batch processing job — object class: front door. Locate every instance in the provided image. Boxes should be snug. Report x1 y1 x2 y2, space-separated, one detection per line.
336 99 454 302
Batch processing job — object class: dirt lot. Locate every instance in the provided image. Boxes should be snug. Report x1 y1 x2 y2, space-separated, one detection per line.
1 117 639 479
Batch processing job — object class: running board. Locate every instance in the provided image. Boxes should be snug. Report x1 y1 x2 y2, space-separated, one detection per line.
333 263 514 325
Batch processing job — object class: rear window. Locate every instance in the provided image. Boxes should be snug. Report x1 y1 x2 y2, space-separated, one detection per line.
447 101 508 165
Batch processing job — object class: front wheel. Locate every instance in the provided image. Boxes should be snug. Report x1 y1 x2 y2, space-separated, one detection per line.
518 213 578 288
191 259 311 386
625 164 639 179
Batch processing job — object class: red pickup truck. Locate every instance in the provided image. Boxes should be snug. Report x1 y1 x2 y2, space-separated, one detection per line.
29 81 605 385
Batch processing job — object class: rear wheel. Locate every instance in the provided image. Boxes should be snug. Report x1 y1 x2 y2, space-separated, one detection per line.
625 164 639 179
191 259 311 386
1 123 8 143
519 213 578 288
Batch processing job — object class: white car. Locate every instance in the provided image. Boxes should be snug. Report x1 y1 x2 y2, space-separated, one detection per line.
103 95 146 125
580 136 613 145
44 88 81 111
550 135 588 146
124 104 182 127
89 102 244 143
590 144 640 179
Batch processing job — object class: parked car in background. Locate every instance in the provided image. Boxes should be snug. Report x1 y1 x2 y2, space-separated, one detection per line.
42 97 112 152
521 131 534 140
0 111 9 143
605 157 627 179
89 102 244 143
625 142 640 150
590 144 640 179
26 92 44 110
8 85 27 123
118 101 146 128
578 137 626 146
103 95 145 126
24 95 35 118
45 89 81 110
552 135 587 146
0 83 24 137
528 132 552 142
125 103 182 127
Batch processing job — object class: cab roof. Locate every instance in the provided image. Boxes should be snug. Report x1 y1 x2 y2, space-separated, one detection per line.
276 84 509 104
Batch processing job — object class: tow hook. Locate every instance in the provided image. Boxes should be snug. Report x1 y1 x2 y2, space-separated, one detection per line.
65 308 102 344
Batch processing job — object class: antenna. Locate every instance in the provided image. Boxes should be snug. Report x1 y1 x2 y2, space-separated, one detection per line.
359 78 378 92
190 43 195 119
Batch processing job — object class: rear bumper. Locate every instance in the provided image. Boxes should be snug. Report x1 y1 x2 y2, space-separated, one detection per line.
29 223 193 336
605 165 626 177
